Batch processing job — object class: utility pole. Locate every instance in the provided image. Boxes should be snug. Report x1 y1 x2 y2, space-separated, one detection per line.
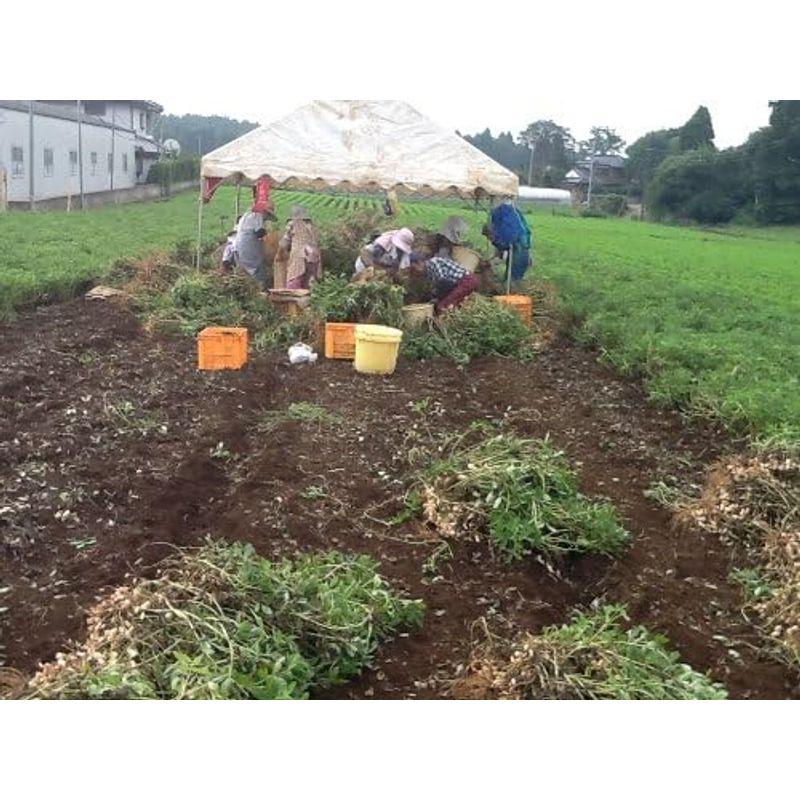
527 142 536 187
76 100 85 209
110 104 115 192
197 135 202 156
28 101 35 210
586 155 596 206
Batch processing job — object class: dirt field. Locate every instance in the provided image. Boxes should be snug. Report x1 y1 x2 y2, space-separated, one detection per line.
0 299 794 698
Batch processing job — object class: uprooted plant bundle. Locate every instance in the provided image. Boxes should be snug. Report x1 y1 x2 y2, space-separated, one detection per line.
402 295 534 365
309 274 404 327
27 539 424 699
141 270 279 336
453 604 727 700
317 208 384 276
683 448 800 665
411 426 629 560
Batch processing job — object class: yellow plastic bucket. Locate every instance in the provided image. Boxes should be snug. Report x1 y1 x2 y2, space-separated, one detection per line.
354 324 403 375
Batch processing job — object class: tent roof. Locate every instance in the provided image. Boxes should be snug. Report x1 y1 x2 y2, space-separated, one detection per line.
201 100 519 199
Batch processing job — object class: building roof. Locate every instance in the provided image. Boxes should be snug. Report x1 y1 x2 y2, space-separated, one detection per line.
0 100 163 131
0 100 116 129
577 154 626 169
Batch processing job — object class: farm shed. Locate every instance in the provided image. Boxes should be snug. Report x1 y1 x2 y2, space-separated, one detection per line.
200 100 519 200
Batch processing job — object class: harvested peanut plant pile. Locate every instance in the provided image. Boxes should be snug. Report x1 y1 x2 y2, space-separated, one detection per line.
685 449 800 666
27 540 423 699
412 426 629 560
454 604 727 700
402 295 534 365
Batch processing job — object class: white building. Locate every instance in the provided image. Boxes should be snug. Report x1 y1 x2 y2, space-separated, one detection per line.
0 100 163 207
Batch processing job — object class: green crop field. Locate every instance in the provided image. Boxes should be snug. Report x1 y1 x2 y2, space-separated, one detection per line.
1 188 798 444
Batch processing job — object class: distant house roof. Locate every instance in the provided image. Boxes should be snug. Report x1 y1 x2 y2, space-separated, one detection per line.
0 100 116 129
577 154 626 169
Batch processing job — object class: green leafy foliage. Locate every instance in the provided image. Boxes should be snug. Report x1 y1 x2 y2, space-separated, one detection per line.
472 604 727 700
536 210 800 445
143 270 277 335
416 427 629 560
647 148 750 223
310 274 404 326
402 295 533 365
752 101 800 224
317 207 383 276
146 156 200 185
28 540 424 699
588 193 627 217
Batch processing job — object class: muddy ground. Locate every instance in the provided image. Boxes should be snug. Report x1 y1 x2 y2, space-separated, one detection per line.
0 299 795 698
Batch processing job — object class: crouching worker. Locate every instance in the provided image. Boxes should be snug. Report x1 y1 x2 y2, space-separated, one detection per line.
410 254 485 314
354 227 414 276
220 225 238 274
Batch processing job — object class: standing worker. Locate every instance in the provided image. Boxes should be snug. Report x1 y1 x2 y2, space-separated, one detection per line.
275 205 322 290
234 206 269 288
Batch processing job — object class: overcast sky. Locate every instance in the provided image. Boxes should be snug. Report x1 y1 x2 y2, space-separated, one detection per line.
12 0 797 150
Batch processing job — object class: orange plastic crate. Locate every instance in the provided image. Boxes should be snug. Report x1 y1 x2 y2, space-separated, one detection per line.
494 294 533 327
324 322 356 360
197 326 248 370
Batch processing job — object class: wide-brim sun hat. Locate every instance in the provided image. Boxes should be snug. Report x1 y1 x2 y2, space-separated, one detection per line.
391 227 414 253
439 215 468 244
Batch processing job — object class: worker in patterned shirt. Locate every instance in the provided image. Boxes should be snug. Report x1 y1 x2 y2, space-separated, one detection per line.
409 253 486 314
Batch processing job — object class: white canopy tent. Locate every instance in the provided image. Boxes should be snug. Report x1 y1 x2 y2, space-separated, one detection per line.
196 100 520 288
200 100 519 198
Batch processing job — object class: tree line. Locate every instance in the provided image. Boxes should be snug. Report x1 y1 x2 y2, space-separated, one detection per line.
461 101 800 225
638 101 800 224
461 123 625 187
158 114 258 156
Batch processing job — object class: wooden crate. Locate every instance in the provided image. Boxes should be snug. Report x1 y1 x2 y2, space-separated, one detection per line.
197 327 248 370
324 322 356 360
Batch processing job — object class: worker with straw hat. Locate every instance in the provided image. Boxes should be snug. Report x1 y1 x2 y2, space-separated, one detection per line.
435 215 468 258
275 204 322 290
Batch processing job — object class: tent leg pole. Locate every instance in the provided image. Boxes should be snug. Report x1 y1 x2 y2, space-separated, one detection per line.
235 183 241 220
196 188 204 270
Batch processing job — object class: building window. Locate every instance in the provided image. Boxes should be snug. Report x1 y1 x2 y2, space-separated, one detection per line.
43 147 54 177
11 146 24 177
108 153 113 175
122 153 128 173
69 150 78 176
84 101 107 117
139 112 145 129
90 151 98 176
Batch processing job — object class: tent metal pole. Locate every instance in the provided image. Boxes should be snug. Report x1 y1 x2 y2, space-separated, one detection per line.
196 185 204 270
235 182 241 220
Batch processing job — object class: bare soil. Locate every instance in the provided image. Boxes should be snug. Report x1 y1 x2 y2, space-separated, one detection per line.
0 299 795 698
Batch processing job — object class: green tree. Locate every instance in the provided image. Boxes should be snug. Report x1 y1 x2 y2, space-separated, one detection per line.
752 100 800 223
678 105 715 151
462 129 530 177
626 129 680 197
518 119 575 184
159 114 258 155
646 148 750 224
579 126 626 156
